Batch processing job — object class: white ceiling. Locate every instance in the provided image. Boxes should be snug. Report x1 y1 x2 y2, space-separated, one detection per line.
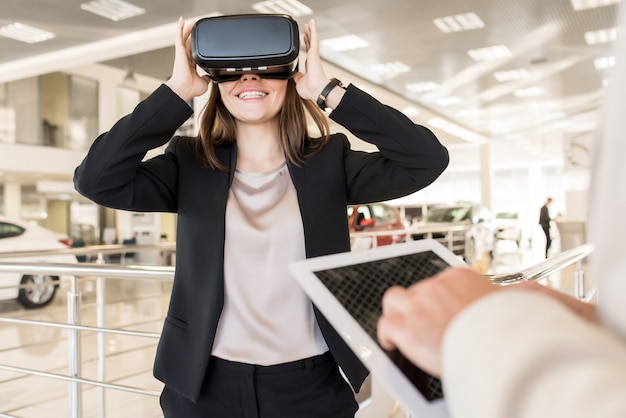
0 0 623 160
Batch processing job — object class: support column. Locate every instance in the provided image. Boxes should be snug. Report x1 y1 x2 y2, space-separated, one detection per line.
3 181 21 218
479 142 493 209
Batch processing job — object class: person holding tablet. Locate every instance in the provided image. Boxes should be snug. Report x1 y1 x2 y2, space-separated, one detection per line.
377 17 626 418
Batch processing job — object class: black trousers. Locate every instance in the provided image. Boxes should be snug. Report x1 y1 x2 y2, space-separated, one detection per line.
160 352 359 418
542 225 551 258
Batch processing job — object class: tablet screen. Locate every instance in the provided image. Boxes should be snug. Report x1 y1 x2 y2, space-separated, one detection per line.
312 250 449 401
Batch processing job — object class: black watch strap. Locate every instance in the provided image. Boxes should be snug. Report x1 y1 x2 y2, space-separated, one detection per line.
316 78 344 110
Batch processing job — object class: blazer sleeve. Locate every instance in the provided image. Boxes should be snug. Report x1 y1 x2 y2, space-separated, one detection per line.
329 84 449 203
441 291 626 418
74 84 194 212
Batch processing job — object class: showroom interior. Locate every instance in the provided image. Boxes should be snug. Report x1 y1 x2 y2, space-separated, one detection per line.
0 0 621 417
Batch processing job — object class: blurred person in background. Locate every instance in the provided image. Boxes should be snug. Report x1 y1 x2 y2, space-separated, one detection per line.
539 197 553 258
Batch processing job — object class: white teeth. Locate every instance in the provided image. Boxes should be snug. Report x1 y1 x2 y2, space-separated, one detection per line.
238 91 267 99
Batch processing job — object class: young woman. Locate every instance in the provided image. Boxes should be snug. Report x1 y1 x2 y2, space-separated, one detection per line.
74 17 449 418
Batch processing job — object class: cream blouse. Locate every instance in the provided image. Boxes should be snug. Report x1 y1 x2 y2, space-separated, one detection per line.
211 162 328 365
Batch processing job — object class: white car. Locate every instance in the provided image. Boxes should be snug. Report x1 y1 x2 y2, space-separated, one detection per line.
0 216 78 308
410 203 497 264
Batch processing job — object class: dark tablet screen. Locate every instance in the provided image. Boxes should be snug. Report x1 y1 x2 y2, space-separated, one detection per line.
313 250 448 401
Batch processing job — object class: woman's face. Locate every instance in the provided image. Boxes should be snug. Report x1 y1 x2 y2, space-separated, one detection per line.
218 74 288 126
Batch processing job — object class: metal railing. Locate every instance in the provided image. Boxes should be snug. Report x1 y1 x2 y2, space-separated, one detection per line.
0 242 594 418
408 223 471 255
487 243 594 300
0 244 175 418
350 228 412 250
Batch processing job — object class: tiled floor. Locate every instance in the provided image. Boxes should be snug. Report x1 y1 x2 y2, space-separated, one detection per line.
0 238 594 418
0 279 170 418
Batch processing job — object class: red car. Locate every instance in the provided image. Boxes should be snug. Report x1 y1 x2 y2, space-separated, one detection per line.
347 203 408 250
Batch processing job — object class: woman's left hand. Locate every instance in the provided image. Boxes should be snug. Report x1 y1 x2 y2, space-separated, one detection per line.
294 19 333 103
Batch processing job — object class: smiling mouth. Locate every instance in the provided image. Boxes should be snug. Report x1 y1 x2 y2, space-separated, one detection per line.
238 91 267 99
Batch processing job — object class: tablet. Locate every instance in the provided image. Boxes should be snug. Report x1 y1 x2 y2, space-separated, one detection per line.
289 239 467 418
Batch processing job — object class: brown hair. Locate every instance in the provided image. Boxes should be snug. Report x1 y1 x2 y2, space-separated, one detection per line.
194 78 331 171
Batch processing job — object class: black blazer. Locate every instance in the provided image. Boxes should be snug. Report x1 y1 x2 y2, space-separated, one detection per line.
74 83 449 402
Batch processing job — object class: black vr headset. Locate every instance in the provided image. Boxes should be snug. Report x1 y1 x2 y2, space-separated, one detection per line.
191 14 300 83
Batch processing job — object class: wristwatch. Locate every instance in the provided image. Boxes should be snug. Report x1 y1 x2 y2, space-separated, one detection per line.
316 78 344 110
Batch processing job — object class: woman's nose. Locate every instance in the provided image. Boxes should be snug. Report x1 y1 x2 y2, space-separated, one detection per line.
240 73 260 81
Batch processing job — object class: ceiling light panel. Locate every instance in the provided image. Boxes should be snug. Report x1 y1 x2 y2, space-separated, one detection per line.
433 12 485 33
402 106 421 117
428 117 483 142
371 61 411 78
436 96 462 107
405 81 439 93
493 68 531 81
80 0 146 21
0 23 55 44
595 55 616 69
584 27 619 45
468 45 511 61
252 0 313 16
321 35 369 51
570 0 622 11
513 86 545 98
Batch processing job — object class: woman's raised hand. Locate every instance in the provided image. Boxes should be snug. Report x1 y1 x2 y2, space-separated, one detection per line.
294 19 333 104
165 17 211 101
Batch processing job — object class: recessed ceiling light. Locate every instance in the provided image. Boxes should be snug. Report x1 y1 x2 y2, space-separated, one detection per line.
493 68 531 81
321 34 369 51
594 55 616 69
428 117 483 142
513 86 545 98
0 23 55 44
80 0 146 21
468 45 511 61
405 81 439 93
433 12 485 33
570 0 622 11
584 27 619 45
402 106 421 117
252 0 313 16
371 61 411 78
456 109 481 117
436 96 462 107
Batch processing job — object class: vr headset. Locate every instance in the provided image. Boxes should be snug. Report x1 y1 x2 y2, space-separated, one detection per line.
191 14 300 83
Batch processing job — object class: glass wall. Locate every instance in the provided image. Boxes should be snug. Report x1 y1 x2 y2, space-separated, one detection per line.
41 72 98 150
0 84 16 144
0 72 98 150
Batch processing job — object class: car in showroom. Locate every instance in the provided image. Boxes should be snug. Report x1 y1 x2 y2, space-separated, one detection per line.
410 203 497 264
494 211 524 247
347 203 409 250
0 216 78 308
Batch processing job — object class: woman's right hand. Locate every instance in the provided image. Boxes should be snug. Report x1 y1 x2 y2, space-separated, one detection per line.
165 17 210 101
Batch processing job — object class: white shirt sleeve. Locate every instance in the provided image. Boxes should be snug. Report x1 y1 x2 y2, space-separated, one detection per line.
441 290 626 418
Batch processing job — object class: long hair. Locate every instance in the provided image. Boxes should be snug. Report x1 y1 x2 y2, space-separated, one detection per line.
194 78 331 171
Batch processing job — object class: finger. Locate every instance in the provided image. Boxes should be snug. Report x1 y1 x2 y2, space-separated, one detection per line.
175 17 185 48
376 315 399 350
182 20 196 48
381 286 413 314
303 20 312 50
308 19 318 51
